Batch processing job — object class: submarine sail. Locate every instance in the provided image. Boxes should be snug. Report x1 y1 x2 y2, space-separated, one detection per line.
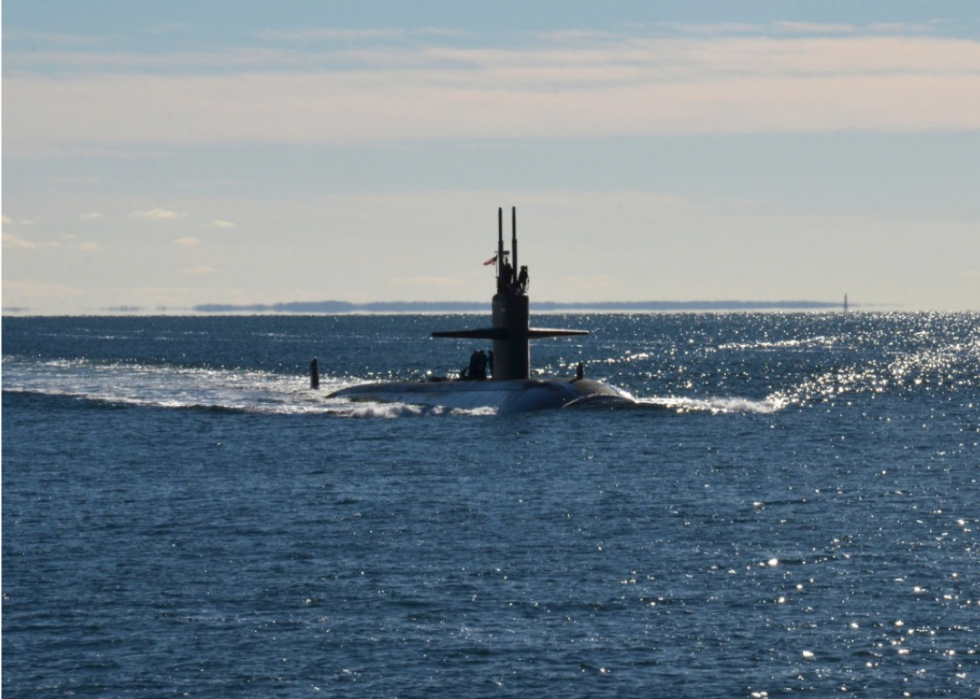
431 206 588 381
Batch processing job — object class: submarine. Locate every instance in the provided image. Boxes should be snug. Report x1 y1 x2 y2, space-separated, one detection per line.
328 207 634 413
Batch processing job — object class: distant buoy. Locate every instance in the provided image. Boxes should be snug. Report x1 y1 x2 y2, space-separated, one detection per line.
310 357 320 389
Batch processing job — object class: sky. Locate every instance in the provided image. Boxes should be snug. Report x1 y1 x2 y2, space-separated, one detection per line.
3 0 980 314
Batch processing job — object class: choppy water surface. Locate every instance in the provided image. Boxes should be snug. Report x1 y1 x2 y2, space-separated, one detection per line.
3 313 979 697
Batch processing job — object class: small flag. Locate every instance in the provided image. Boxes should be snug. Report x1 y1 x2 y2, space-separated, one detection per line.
483 255 497 266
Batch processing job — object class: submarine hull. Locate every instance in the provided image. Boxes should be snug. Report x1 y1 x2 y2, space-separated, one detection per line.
325 207 634 414
329 378 634 414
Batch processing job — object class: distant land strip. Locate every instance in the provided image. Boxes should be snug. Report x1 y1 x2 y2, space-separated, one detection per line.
190 300 844 314
1 300 853 315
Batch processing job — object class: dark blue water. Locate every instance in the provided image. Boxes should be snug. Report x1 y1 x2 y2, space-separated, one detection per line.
3 313 979 697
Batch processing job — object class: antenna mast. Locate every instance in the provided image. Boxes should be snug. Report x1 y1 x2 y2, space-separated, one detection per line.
512 206 518 275
497 207 504 280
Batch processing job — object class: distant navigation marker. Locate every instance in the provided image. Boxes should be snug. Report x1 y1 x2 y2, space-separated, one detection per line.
310 357 320 389
844 294 849 314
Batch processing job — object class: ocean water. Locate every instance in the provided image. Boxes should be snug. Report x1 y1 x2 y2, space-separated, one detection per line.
3 312 978 698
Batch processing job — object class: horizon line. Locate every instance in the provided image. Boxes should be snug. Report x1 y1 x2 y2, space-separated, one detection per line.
4 298 873 316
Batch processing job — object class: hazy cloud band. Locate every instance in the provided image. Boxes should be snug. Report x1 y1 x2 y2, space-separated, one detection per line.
6 34 980 154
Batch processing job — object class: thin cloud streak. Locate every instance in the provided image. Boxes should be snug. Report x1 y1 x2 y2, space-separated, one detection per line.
257 28 409 42
388 276 460 287
131 209 187 219
3 232 39 250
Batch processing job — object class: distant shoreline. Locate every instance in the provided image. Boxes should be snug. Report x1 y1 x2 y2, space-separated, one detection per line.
191 300 845 314
5 299 855 316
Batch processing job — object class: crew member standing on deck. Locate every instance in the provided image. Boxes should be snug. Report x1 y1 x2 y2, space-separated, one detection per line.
518 265 529 292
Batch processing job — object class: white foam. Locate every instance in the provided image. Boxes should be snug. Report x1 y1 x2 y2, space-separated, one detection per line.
2 357 499 418
636 395 781 414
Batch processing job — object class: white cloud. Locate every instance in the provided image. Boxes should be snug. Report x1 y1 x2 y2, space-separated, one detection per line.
2 28 105 49
653 20 935 37
143 23 190 36
1 233 82 250
132 209 187 219
174 236 202 246
78 241 101 251
211 219 237 228
772 22 856 35
655 22 771 36
388 276 459 287
3 232 39 250
81 212 104 220
183 266 217 275
868 22 936 34
258 26 466 44
3 279 84 298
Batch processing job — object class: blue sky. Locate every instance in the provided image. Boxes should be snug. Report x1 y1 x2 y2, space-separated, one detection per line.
4 1 980 313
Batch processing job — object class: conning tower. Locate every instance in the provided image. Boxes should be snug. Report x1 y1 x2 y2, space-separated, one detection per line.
432 207 586 380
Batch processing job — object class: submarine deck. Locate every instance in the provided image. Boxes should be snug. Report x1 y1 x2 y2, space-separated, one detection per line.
329 377 633 414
